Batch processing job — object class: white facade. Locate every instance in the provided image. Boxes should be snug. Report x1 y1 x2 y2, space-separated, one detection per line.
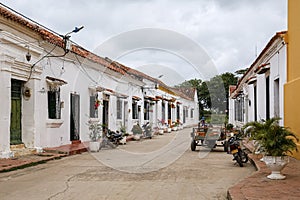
0 5 198 158
229 32 286 128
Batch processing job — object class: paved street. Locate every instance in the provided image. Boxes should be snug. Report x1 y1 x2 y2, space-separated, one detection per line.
0 129 255 200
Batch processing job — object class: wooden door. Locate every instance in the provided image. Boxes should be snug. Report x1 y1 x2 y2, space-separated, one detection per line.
10 79 23 145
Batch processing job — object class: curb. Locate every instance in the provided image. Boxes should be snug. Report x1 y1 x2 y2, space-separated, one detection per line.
0 153 66 173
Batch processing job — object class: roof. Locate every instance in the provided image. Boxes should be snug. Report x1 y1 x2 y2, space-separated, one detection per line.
231 31 287 96
0 4 196 102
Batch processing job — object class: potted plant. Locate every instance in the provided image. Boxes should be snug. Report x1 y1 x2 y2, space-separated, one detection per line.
87 120 102 152
119 122 128 144
171 121 178 131
131 123 143 140
243 117 298 180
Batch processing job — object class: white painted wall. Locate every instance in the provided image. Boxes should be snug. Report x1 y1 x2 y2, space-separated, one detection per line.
0 16 199 158
229 35 286 128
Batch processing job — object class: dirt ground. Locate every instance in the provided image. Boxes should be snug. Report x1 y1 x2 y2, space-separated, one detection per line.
0 129 255 200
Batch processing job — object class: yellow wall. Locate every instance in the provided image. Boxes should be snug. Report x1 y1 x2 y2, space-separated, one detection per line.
285 0 300 159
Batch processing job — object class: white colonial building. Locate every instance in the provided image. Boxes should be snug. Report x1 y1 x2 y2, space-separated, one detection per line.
229 31 287 128
0 5 198 158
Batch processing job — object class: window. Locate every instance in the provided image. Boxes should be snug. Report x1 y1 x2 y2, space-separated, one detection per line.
144 101 150 120
191 109 194 118
89 95 98 118
117 98 123 120
234 96 244 122
132 100 138 119
48 88 61 119
185 108 189 118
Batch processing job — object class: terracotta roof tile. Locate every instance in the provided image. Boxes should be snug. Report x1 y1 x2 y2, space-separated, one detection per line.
0 4 195 100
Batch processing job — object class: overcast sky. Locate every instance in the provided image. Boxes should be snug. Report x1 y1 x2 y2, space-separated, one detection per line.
1 0 287 85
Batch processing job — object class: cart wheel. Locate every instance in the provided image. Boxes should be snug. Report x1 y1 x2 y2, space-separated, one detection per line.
223 141 228 152
191 140 196 151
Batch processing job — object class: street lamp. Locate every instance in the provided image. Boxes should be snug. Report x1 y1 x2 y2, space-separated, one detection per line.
62 26 84 53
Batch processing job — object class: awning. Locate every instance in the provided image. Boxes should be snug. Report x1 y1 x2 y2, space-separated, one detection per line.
46 76 67 91
46 76 67 86
255 63 270 74
95 86 114 94
115 92 128 99
132 96 142 101
155 95 163 100
246 76 257 84
144 96 157 101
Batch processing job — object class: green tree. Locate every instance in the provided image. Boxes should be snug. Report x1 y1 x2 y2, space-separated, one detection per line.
175 72 238 118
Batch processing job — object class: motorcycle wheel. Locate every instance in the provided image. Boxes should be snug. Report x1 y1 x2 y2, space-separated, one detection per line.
241 151 249 163
234 154 243 167
191 140 196 151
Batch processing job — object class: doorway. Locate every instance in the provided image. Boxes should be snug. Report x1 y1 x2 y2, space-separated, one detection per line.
102 99 109 132
70 93 80 141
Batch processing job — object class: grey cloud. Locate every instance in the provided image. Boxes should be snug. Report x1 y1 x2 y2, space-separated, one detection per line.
1 0 287 77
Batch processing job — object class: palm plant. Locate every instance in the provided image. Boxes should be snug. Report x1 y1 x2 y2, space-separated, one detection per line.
243 117 298 156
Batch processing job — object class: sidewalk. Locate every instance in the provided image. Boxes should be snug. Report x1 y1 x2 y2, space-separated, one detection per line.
227 143 300 200
0 152 66 172
0 141 88 173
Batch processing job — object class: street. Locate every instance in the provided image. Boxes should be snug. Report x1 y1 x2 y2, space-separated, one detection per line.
0 129 255 200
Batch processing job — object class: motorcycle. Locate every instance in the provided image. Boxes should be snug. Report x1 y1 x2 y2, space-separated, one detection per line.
106 129 124 145
142 122 152 139
228 135 248 167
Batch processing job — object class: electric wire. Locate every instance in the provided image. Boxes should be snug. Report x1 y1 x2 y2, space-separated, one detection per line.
26 44 57 82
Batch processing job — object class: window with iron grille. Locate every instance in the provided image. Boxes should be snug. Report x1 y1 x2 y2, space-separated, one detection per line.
191 109 194 118
90 95 98 118
48 88 61 119
144 101 150 120
117 98 123 120
132 100 138 119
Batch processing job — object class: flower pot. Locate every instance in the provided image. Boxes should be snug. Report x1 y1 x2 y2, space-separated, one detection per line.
172 127 178 131
119 136 127 145
263 156 289 180
167 128 172 133
158 129 164 135
89 141 100 152
133 134 141 140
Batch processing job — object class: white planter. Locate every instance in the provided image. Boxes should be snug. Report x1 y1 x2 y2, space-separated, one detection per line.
133 134 141 140
167 128 172 133
263 156 289 180
89 141 100 152
172 127 178 131
158 129 164 135
119 136 127 145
